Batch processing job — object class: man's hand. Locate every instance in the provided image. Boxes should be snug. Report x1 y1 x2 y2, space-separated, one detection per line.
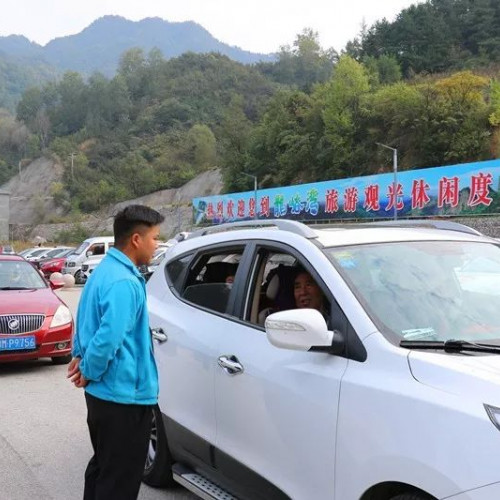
67 357 89 388
67 357 80 378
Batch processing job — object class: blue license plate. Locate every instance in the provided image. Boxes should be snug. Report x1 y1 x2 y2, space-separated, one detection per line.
0 336 36 351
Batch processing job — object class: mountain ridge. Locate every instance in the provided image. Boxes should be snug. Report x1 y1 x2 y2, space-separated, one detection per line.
0 15 274 77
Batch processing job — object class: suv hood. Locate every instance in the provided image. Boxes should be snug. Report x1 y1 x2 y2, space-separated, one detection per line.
409 351 500 404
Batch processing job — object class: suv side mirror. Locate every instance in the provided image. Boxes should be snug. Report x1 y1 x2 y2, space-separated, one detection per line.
265 309 334 352
86 250 92 258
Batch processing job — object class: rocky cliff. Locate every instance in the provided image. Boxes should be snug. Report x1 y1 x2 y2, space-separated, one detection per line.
1 157 223 241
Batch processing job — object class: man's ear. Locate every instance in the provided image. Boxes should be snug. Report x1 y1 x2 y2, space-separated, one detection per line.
130 232 142 249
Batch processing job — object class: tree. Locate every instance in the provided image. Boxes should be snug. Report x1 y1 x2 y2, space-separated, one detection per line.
257 29 336 91
218 95 253 190
243 90 322 187
363 55 402 86
52 72 87 135
489 79 500 156
118 48 147 101
185 124 217 171
367 81 423 167
321 56 371 177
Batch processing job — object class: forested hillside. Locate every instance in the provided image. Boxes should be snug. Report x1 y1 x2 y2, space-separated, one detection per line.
0 50 57 111
1 0 500 217
0 16 273 112
346 0 500 75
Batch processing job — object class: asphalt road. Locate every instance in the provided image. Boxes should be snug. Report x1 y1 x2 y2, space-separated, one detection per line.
0 285 195 500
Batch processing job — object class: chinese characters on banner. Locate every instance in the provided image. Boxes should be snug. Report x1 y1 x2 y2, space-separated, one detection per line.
192 160 500 225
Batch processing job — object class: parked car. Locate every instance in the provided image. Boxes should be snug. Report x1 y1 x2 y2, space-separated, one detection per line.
17 247 37 257
0 254 73 364
144 219 500 500
31 247 74 268
20 247 53 261
31 247 75 269
39 250 75 279
62 236 114 284
0 244 15 255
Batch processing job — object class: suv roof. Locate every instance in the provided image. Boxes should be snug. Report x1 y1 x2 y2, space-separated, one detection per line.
173 219 487 254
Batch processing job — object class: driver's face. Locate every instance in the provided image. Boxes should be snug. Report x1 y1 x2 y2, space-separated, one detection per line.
293 272 324 311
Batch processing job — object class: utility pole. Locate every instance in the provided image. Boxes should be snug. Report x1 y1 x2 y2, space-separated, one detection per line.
69 152 76 181
376 143 398 221
242 172 258 220
176 190 182 231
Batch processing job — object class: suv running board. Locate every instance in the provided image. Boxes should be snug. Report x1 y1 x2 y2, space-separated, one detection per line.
172 463 237 500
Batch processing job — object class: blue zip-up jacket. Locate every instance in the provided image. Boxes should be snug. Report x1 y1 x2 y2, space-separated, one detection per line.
72 247 158 405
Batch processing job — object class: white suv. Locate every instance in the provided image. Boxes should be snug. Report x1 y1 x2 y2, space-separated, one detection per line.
145 219 500 500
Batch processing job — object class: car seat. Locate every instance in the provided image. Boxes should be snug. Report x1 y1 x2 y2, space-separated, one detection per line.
258 265 296 325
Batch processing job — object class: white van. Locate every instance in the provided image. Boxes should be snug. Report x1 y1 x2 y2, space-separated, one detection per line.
81 254 106 281
62 236 114 284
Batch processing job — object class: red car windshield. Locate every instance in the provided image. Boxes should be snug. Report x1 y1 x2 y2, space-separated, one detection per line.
0 261 47 290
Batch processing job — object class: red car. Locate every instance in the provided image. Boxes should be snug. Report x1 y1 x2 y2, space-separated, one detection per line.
40 256 67 278
0 255 73 364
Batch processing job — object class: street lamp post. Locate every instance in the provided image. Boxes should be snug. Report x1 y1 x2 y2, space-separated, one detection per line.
241 172 258 220
376 142 398 221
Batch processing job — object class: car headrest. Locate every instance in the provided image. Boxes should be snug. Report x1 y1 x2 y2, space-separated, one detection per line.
266 274 280 300
203 262 238 283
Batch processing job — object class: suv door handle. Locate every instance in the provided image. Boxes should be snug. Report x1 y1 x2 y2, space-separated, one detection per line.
151 327 168 343
217 355 244 375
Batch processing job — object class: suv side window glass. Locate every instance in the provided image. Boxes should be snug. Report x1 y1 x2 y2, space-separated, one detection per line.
180 248 244 314
246 249 331 327
166 254 193 293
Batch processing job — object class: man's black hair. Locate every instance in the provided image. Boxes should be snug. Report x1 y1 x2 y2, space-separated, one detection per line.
113 205 165 248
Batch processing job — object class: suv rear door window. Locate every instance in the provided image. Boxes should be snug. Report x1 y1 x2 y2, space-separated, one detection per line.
165 254 193 293
179 248 244 314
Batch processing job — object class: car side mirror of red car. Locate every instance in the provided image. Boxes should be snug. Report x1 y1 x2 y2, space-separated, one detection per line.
49 279 64 290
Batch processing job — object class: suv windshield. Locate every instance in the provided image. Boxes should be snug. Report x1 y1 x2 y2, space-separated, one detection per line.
326 240 500 345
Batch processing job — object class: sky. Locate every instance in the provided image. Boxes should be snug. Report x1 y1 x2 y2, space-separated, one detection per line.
1 0 424 54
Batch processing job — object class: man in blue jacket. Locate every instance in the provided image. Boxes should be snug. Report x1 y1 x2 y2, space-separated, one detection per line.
68 204 164 500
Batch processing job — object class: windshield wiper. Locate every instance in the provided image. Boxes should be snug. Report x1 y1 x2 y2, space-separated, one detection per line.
0 287 35 291
400 339 500 354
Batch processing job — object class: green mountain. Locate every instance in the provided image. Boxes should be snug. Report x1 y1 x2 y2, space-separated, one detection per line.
0 16 274 77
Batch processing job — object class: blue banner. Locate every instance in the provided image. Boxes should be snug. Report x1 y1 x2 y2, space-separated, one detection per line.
192 159 500 225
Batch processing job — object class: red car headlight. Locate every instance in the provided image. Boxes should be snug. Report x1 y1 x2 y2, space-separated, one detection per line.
50 305 72 328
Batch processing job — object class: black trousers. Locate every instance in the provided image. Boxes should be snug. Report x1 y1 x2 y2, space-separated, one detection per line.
83 392 153 500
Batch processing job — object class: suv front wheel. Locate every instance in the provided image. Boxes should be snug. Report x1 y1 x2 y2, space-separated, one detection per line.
143 405 175 487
